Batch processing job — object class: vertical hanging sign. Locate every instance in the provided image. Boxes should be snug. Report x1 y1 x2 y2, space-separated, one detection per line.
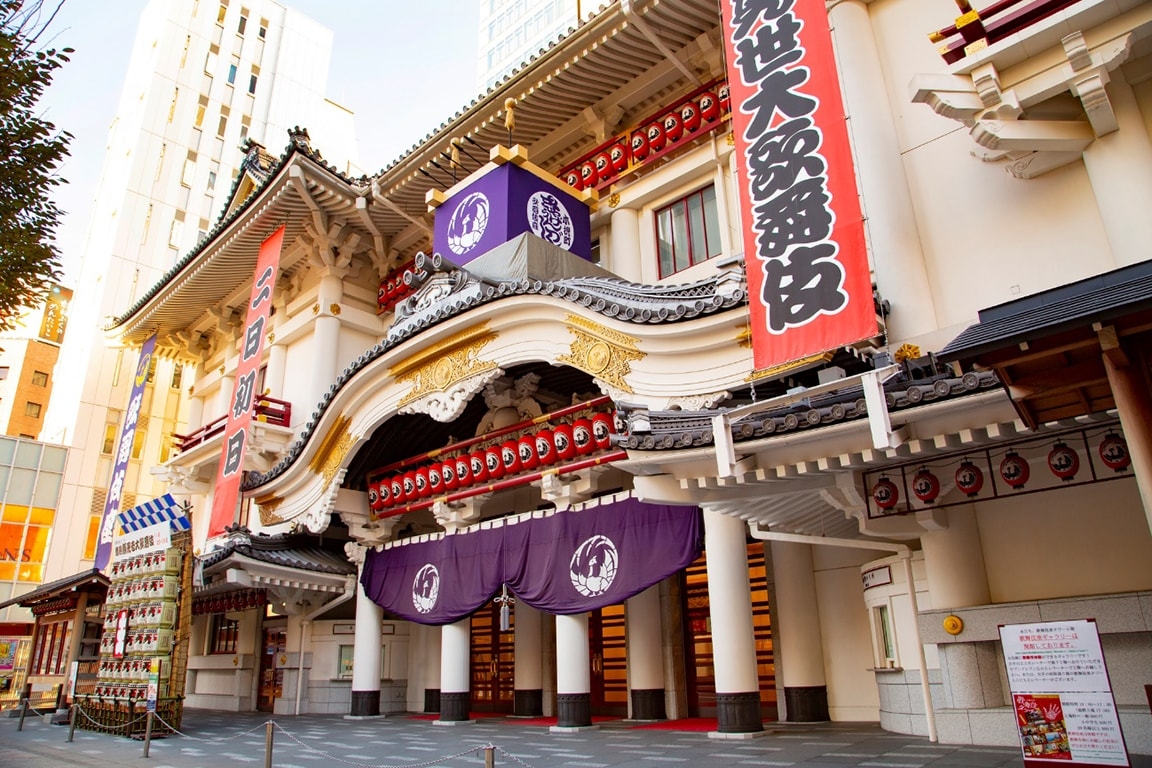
208 225 286 538
720 0 876 371
95 332 157 571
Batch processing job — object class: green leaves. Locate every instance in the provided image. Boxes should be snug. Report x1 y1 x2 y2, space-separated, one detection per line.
0 0 71 333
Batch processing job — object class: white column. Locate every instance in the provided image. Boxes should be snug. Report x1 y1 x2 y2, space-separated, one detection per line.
1082 72 1152 268
186 360 205 431
439 617 471 721
920 506 991 609
609 207 643 282
704 507 762 732
626 586 666 720
513 601 543 716
555 612 592 728
771 541 829 721
309 271 343 411
424 624 442 712
828 0 937 342
350 575 382 716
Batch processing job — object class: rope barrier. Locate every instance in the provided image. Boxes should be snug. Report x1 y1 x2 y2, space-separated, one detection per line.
149 710 272 742
72 702 151 731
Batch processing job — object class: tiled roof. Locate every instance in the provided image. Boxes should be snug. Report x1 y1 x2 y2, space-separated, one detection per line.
199 529 354 576
0 568 108 609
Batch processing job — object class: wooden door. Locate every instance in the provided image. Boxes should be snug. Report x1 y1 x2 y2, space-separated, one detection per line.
589 604 628 717
470 603 514 713
257 627 285 712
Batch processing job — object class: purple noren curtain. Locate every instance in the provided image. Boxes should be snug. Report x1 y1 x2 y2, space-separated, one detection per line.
360 498 701 625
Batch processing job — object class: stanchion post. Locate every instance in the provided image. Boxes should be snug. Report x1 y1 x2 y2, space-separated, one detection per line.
142 711 154 758
67 704 78 742
17 697 29 731
264 720 274 768
485 745 495 768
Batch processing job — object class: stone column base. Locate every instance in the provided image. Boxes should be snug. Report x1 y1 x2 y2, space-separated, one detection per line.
784 685 829 722
715 692 763 733
630 688 666 720
514 689 543 717
439 691 470 722
350 690 380 717
556 692 591 728
424 688 440 714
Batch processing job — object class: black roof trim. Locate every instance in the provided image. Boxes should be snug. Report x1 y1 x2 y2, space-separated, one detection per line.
0 568 109 609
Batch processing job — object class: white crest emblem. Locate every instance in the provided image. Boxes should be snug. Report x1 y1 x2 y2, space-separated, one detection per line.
412 563 440 614
527 191 575 250
446 192 490 255
569 534 618 597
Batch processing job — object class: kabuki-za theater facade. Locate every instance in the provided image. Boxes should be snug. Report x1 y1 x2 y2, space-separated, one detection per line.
97 0 1152 755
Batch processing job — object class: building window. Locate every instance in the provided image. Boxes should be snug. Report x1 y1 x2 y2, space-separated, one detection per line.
257 19 267 39
195 95 208 128
181 157 196 187
204 45 218 74
338 645 354 679
83 514 101 559
169 218 183 249
216 3 227 25
180 34 190 67
874 604 897 668
237 9 248 34
24 402 41 418
171 364 183 391
655 185 722 278
248 73 257 95
207 170 218 191
227 63 237 85
167 86 179 123
31 371 48 387
209 615 240 654
101 423 118 455
217 115 227 137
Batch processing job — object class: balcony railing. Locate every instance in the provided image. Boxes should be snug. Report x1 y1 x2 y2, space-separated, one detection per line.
172 396 292 454
929 0 1080 63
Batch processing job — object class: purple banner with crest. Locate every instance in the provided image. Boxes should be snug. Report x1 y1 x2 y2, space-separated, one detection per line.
361 498 701 625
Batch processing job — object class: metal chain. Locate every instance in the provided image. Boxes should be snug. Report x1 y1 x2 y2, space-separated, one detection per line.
149 710 272 742
494 745 539 768
272 723 491 768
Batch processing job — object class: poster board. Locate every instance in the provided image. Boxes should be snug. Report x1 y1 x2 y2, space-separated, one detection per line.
1000 620 1129 766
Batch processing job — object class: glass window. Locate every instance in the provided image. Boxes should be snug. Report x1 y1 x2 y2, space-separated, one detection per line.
248 74 257 95
14 441 41 469
216 3 227 25
207 170 217 191
204 47 218 74
30 371 48 387
182 158 196 187
171 364 183 391
169 219 183 248
209 615 240 654
258 19 267 39
875 605 896 666
655 185 722 278
23 402 41 418
83 515 101 560
338 645 354 678
237 12 248 34
41 446 66 472
32 473 61 508
217 115 227 137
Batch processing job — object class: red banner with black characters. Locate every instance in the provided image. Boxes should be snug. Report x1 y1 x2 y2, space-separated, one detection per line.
720 0 876 371
208 225 285 538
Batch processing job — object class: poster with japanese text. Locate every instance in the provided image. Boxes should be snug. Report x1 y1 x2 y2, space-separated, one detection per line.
719 0 876 372
1001 621 1129 766
207 225 285 538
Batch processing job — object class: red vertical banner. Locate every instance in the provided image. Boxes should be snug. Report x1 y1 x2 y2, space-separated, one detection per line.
208 225 286 538
720 0 876 371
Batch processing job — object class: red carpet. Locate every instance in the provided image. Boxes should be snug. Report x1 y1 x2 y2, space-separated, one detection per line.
631 718 718 731
503 715 620 727
407 712 504 721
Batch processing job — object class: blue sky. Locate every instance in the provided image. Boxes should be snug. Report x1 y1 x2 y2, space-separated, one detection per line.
39 0 482 283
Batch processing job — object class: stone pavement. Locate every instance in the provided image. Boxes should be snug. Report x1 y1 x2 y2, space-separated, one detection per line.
3 707 1151 768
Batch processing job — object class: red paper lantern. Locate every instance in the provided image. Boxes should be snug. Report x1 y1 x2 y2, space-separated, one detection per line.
646 122 666 152
485 445 505 479
554 423 576 460
999 451 1029 489
663 112 684 143
402 471 417 500
535 428 558 465
580 161 598 187
367 482 383 511
427 464 443 494
454 455 472 487
390 476 406 505
518 434 540 470
699 91 720 122
591 412 614 450
717 84 730 113
1098 433 1130 472
565 169 583 190
955 460 984 497
609 143 628 173
573 417 594 456
912 467 941 504
681 100 701 133
414 467 431 498
441 459 459 491
871 477 899 510
468 450 488 485
630 130 649 162
1047 442 1079 482
594 152 612 181
501 439 522 475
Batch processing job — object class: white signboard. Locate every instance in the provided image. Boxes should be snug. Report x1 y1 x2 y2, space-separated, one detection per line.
113 522 171 562
1000 620 1129 766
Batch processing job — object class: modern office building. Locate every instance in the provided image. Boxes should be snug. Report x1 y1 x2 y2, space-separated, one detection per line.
0 285 71 440
477 0 581 90
40 0 357 582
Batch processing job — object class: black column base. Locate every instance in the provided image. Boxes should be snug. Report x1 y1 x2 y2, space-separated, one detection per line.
630 688 666 720
350 690 380 717
439 691 470 722
424 688 440 714
784 685 829 722
556 693 591 728
514 689 543 717
715 692 763 733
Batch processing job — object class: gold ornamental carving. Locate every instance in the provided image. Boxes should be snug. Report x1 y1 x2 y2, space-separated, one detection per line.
557 314 643 393
392 323 499 408
330 303 341 316
607 193 621 208
254 494 284 526
308 413 357 487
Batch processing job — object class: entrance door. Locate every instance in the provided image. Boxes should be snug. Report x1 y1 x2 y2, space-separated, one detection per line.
683 542 776 719
589 604 628 717
257 627 286 712
470 602 514 713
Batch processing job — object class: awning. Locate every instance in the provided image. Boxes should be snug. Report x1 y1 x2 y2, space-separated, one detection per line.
0 568 109 610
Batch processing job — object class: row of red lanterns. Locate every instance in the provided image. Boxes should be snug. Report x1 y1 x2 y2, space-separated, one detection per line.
368 413 615 511
564 85 730 191
872 434 1130 510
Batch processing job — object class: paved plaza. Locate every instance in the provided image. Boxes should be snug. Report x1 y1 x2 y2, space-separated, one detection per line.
4 707 1150 768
